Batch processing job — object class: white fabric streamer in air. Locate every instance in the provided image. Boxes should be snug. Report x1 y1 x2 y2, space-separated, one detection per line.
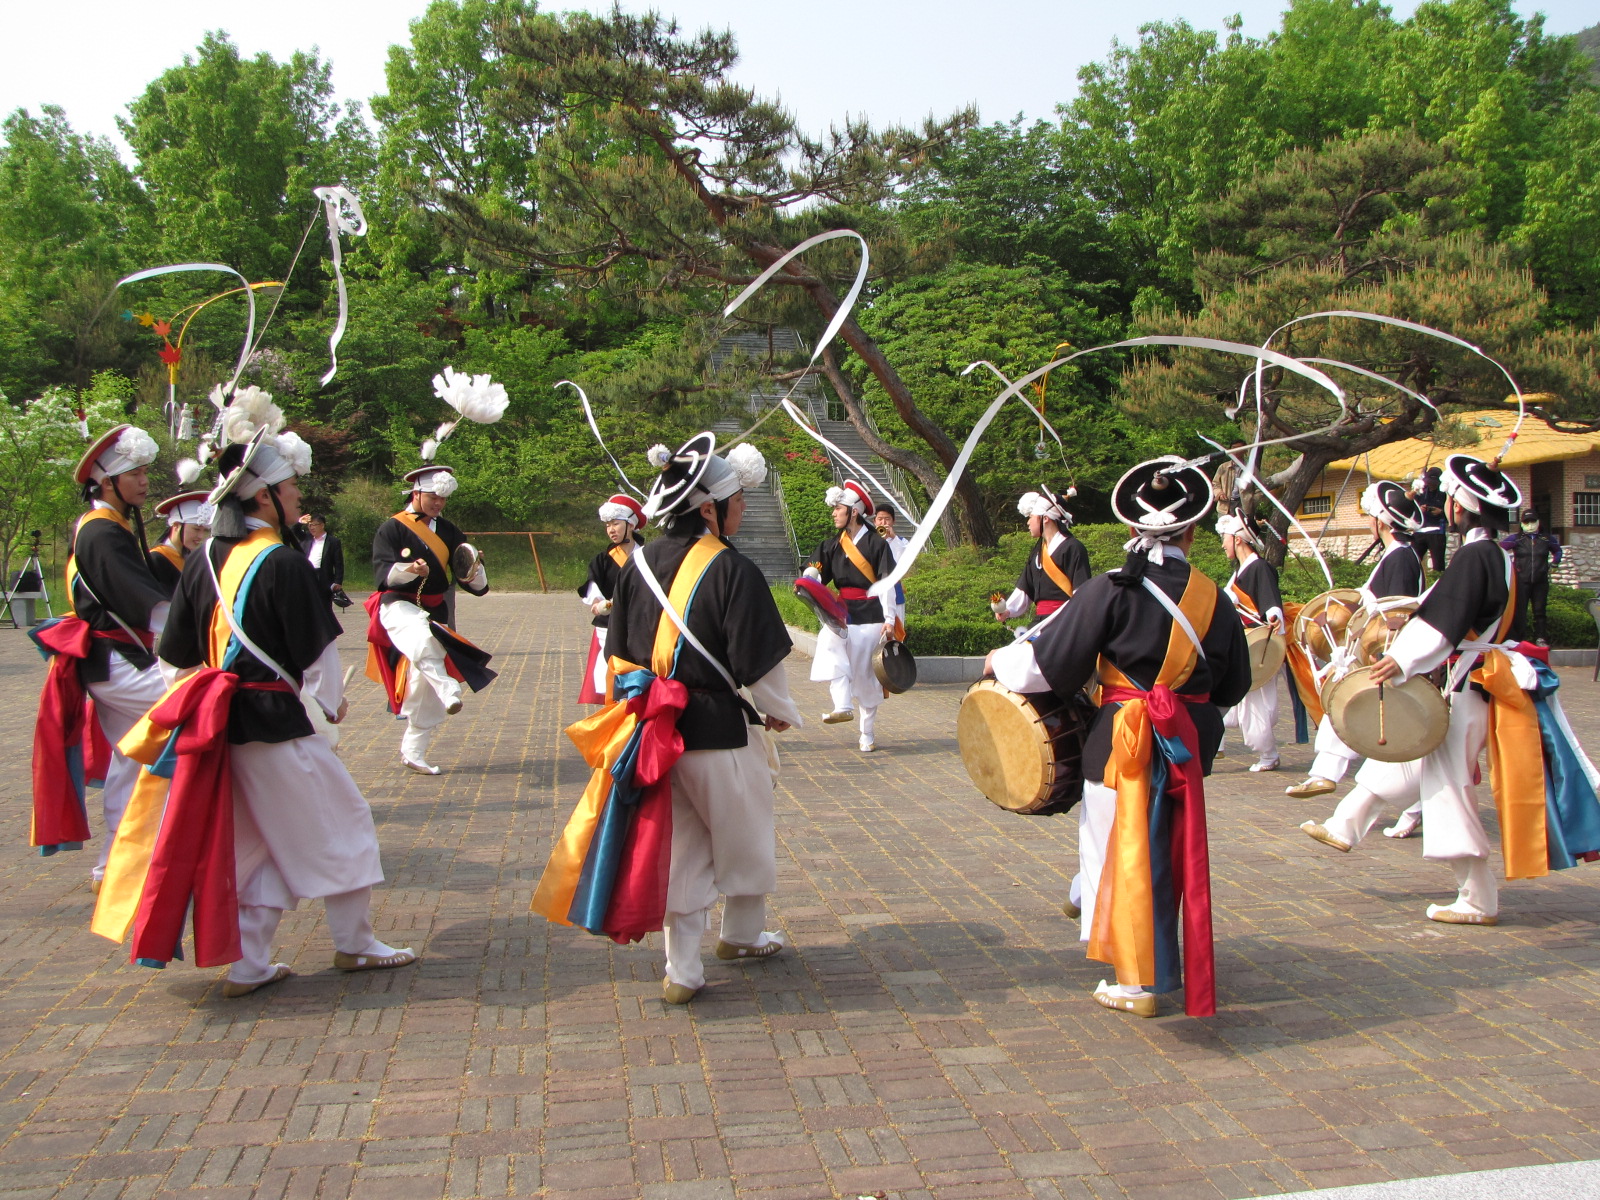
313 186 368 386
559 380 646 498
114 263 257 392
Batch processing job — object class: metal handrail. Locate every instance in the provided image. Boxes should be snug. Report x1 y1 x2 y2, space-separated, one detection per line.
770 469 802 571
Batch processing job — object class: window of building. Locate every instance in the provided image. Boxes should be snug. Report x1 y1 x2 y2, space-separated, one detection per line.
1300 495 1333 516
1574 493 1600 526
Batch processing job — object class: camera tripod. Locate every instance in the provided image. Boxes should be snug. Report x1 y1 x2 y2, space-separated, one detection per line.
2 534 53 629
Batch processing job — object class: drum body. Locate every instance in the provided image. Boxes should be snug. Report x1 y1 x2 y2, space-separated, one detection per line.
1294 588 1365 665
1354 597 1421 666
1245 626 1288 692
1323 665 1448 763
873 638 918 693
957 680 1093 815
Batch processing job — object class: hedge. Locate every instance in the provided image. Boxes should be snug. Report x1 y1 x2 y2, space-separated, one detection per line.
772 523 1600 652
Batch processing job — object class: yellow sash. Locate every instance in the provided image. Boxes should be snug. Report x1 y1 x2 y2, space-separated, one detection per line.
1226 578 1262 625
152 543 184 572
206 529 283 668
533 535 726 925
394 510 452 575
838 531 876 584
65 507 131 615
1472 576 1548 878
1090 567 1216 988
607 544 630 569
1040 543 1075 597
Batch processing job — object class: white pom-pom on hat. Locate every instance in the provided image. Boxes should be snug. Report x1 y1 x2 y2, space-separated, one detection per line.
219 386 285 446
431 366 509 425
724 442 767 490
647 444 672 470
275 431 313 478
176 457 202 485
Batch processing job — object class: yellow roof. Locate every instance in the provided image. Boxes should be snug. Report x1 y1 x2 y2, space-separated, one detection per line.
1326 408 1600 479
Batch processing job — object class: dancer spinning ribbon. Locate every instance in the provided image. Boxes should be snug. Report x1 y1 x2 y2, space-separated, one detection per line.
1216 513 1285 773
577 493 646 705
985 457 1251 1017
1301 453 1600 924
805 480 899 752
532 433 801 1005
992 486 1090 624
30 424 168 888
94 412 415 996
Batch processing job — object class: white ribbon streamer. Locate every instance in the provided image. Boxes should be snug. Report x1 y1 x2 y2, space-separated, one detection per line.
114 263 256 391
866 337 1346 607
559 379 646 498
313 186 368 386
723 230 871 365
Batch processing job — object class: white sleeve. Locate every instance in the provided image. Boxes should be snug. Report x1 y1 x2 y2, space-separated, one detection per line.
1386 617 1454 683
802 565 822 582
386 561 416 587
147 600 170 637
747 661 803 728
580 582 604 605
1001 588 1029 618
465 561 487 590
991 640 1049 694
300 639 345 718
1264 605 1285 626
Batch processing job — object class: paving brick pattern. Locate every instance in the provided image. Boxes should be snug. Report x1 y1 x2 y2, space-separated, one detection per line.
2 594 1599 1200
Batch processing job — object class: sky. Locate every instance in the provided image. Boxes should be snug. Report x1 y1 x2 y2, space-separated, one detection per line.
2 0 1595 155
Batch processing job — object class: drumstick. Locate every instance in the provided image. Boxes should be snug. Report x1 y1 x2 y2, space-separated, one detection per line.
1376 681 1387 746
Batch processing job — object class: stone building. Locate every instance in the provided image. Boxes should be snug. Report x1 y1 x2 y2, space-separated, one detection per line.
1287 409 1600 586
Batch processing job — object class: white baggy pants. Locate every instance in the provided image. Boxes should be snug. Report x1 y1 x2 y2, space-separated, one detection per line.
379 600 461 763
812 623 884 739
661 739 778 991
1223 676 1279 766
86 653 167 880
1309 715 1361 784
1321 688 1497 914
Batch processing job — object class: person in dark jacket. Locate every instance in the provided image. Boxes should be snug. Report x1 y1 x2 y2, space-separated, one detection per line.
1500 508 1561 647
299 514 349 611
1410 466 1448 572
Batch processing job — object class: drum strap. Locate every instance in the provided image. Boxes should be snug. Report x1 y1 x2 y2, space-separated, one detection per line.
1142 578 1207 676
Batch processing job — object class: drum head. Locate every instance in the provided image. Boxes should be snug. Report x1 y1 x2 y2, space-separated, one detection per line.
957 681 1053 812
1246 627 1288 691
1294 588 1364 664
451 543 480 579
1354 598 1421 666
873 638 918 693
1325 666 1447 763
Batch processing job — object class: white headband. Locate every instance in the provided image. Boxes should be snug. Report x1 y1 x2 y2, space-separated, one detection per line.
93 427 159 481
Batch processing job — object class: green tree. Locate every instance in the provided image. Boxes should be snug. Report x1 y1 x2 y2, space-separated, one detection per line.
429 8 1008 542
0 106 152 399
1513 91 1600 325
1123 129 1599 561
120 33 375 281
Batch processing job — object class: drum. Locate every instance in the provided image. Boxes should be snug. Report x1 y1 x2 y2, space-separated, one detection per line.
873 638 917 693
1353 597 1421 666
957 679 1093 815
1246 625 1287 692
451 542 483 580
1323 665 1447 763
1294 588 1365 664
793 577 847 637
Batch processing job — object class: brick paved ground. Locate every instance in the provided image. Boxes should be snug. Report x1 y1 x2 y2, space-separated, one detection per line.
2 593 1599 1200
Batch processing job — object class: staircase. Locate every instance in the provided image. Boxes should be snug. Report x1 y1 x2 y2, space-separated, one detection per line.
710 326 927 580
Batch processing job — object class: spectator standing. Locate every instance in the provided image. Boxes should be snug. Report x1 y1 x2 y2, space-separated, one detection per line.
1500 508 1561 647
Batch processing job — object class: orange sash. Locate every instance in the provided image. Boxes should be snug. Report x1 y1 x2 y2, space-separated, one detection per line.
1040 543 1075 597
607 544 630 569
1470 575 1547 878
838 530 876 584
65 507 132 615
393 510 452 574
1090 567 1215 987
151 543 184 572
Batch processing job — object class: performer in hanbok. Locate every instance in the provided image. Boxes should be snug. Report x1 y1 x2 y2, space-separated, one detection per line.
367 465 494 775
95 409 416 996
148 491 213 594
531 433 802 1005
987 457 1250 1017
1217 513 1284 772
577 493 645 704
805 480 897 752
1286 482 1425 799
30 424 168 891
1302 454 1600 923
991 486 1091 624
